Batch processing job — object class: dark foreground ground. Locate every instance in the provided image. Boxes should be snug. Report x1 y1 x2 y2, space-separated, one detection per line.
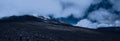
0 22 120 41
0 15 120 41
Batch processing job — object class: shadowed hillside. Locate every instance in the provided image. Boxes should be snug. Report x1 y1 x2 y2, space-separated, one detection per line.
0 15 120 41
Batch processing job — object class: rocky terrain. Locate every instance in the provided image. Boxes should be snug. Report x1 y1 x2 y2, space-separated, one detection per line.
0 15 120 41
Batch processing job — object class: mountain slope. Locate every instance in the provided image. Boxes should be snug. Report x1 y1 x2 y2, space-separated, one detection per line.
0 15 120 41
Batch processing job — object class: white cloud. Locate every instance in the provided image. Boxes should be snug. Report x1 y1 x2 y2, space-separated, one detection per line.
76 8 120 28
88 8 117 24
115 20 120 27
76 19 98 28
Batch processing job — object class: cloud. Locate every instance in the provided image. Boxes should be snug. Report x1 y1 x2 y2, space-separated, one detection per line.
76 8 120 28
56 0 94 18
109 0 120 11
88 8 117 23
75 0 120 28
0 0 62 17
1 0 120 28
76 19 98 28
0 0 95 18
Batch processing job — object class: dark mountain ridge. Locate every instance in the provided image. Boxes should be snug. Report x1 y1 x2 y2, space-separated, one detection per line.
0 15 45 22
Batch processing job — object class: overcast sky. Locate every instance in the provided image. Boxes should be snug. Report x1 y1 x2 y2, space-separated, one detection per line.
0 0 120 28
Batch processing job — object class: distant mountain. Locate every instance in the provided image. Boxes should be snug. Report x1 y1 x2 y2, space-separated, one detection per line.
0 15 44 22
0 15 120 41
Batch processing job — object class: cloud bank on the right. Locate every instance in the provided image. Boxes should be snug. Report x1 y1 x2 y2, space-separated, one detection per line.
76 0 120 29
